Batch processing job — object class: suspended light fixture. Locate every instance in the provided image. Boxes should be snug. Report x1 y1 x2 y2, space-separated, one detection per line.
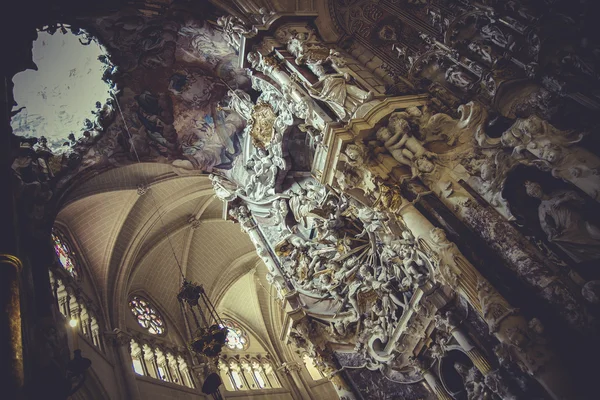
177 280 228 399
111 87 228 398
177 280 228 357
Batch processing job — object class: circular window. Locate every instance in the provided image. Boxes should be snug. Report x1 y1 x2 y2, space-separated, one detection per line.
129 296 165 335
221 319 249 350
51 228 78 278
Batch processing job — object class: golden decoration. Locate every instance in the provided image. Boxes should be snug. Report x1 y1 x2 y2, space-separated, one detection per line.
262 55 280 69
373 180 403 213
248 102 277 149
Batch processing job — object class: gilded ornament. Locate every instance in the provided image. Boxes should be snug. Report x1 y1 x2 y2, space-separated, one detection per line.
248 102 277 149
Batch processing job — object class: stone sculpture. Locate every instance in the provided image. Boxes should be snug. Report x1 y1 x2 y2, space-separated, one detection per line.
374 113 436 178
216 15 257 49
454 361 491 400
302 65 373 121
524 181 600 262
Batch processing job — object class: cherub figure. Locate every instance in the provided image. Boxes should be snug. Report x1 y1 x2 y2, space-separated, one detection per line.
375 116 437 177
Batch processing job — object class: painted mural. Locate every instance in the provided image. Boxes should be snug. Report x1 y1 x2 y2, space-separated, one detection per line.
55 7 249 179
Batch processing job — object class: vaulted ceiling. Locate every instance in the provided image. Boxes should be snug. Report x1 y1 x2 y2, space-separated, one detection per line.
12 0 336 352
55 163 265 341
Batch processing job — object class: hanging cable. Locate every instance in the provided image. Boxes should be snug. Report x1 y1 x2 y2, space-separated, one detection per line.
111 91 186 280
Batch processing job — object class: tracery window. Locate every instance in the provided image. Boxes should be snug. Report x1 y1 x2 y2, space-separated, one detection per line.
129 339 195 388
49 270 104 352
51 229 78 278
129 296 165 335
220 319 249 350
218 355 281 392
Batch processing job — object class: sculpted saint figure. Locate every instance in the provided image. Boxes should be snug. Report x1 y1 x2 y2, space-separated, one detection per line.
302 64 373 121
33 136 54 180
209 174 239 202
217 15 257 48
524 181 600 262
244 149 284 201
220 89 253 120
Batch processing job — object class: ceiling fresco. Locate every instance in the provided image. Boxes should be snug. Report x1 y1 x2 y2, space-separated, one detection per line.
83 8 249 174
11 6 250 189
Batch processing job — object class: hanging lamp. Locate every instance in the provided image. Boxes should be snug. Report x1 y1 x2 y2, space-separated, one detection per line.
177 280 228 399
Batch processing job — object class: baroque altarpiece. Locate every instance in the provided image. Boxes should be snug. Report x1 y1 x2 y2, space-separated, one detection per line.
3 0 600 399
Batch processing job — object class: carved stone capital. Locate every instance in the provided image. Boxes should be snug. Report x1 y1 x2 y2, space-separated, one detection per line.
106 329 132 347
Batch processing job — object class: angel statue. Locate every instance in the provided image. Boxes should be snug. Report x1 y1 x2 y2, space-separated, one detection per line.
216 15 257 49
375 115 437 177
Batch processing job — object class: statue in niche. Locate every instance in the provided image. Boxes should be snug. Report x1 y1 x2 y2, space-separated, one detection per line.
498 116 600 201
480 23 514 50
445 65 476 90
374 114 437 178
454 361 492 400
300 64 373 121
467 41 494 65
524 181 600 262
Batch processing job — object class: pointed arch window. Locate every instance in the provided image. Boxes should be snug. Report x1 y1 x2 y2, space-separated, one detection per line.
51 228 78 278
129 296 165 335
220 319 249 351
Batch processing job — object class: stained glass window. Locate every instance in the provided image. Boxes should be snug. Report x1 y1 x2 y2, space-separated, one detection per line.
129 296 165 335
51 229 78 278
221 319 249 351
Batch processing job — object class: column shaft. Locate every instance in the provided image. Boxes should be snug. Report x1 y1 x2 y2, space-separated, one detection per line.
0 254 24 399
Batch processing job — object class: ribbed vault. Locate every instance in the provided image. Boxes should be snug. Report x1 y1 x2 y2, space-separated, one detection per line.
55 163 265 340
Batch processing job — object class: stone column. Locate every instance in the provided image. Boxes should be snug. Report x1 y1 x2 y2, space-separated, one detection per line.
107 330 141 400
400 204 573 400
0 254 24 399
168 354 183 386
317 349 358 400
230 205 281 278
277 362 316 400
411 357 452 400
434 311 493 375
